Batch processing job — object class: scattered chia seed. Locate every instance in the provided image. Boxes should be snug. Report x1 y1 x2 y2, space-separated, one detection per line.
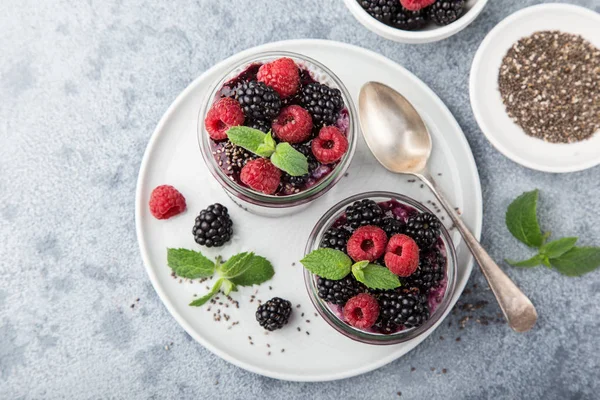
297 327 301 332
442 369 448 374
456 337 461 342
499 30 600 143
306 331 310 335
411 367 416 372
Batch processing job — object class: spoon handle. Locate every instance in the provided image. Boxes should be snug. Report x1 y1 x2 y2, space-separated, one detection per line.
416 172 538 333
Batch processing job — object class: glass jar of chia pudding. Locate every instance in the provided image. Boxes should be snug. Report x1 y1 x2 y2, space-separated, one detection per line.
198 51 357 217
304 191 457 345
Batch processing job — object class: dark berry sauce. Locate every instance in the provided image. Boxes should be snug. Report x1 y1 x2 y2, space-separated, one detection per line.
208 62 350 196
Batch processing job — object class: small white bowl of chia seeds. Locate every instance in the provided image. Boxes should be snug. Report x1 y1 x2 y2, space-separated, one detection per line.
470 3 600 173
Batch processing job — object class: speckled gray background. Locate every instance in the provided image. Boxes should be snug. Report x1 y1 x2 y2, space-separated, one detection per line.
1 0 600 399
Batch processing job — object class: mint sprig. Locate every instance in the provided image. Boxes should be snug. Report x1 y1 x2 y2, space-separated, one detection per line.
166 248 275 306
226 127 308 176
505 190 600 276
351 261 401 290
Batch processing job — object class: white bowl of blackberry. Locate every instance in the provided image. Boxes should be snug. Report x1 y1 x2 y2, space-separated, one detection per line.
343 0 488 44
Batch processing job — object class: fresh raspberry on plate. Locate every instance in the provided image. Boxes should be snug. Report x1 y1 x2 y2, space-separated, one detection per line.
240 158 281 195
343 293 380 329
272 105 313 144
257 57 300 99
400 0 435 11
148 185 186 220
311 126 348 164
204 97 245 140
384 234 420 277
347 225 388 262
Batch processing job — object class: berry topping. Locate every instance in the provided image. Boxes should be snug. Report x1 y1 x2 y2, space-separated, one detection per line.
358 0 398 25
311 126 348 164
234 80 282 121
377 287 429 329
343 293 380 329
404 212 442 249
384 234 420 277
392 6 427 30
317 275 365 306
400 0 435 11
300 82 344 127
381 217 405 237
148 185 186 220
346 199 384 229
347 225 388 262
192 203 233 248
426 0 466 26
204 97 245 140
257 57 300 99
404 247 445 291
240 158 282 195
246 119 270 133
256 297 292 331
272 105 313 144
320 227 351 252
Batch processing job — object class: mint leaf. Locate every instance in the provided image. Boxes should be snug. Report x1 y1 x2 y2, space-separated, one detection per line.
540 237 578 259
270 143 309 177
506 255 544 268
352 262 401 290
506 190 545 248
189 278 223 307
301 249 352 280
221 279 236 295
229 254 274 286
167 248 215 279
227 127 274 157
550 247 600 276
217 252 254 279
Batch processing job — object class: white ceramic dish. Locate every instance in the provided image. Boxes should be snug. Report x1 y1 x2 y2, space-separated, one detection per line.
343 0 488 44
470 4 600 173
135 39 482 382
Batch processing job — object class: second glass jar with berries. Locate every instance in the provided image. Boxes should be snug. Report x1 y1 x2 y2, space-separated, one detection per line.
303 191 457 345
198 51 357 216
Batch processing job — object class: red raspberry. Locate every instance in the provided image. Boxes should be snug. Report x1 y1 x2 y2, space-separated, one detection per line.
204 97 245 140
240 158 281 195
346 225 388 262
400 0 435 11
384 234 420 277
311 126 348 164
257 57 300 99
148 185 186 220
272 105 313 144
343 293 379 329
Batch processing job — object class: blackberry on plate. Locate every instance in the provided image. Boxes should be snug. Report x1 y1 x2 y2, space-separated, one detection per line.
317 275 365 306
192 203 233 248
381 217 405 237
391 7 427 30
358 0 398 25
320 227 351 252
256 297 292 331
234 80 282 121
378 288 430 329
404 212 441 249
345 199 384 229
426 0 466 26
404 247 445 291
299 82 344 127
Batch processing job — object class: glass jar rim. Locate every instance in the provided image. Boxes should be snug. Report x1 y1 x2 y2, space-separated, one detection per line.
197 50 358 208
303 191 458 345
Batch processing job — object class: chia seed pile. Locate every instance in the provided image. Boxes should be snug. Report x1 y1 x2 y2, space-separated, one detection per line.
498 30 600 143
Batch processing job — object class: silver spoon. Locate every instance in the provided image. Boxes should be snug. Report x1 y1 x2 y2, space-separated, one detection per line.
358 81 537 333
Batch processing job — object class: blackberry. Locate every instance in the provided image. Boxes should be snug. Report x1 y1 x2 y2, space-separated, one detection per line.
317 275 365 306
426 0 465 26
299 82 344 127
381 217 405 237
282 173 309 188
320 227 351 252
391 7 427 30
345 199 384 229
404 248 446 291
358 0 398 25
192 203 233 247
256 297 292 331
246 119 270 133
234 81 282 121
378 288 430 329
294 142 319 172
373 317 398 334
404 212 441 249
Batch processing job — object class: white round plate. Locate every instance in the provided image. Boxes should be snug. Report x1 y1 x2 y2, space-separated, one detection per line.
343 0 488 44
470 4 600 173
135 39 482 382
